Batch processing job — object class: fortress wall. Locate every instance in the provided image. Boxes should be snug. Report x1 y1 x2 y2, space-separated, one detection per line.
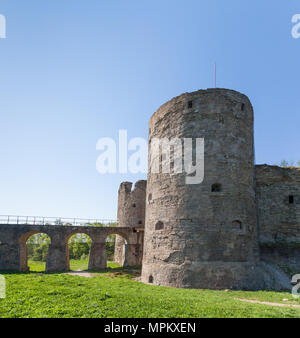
256 165 300 243
256 165 300 270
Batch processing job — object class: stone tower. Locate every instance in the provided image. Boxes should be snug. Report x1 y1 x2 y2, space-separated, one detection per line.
114 180 146 266
141 88 261 289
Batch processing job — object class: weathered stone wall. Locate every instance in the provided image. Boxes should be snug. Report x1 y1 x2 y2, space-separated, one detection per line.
141 88 262 290
256 165 300 243
256 164 300 270
0 224 142 272
114 180 146 266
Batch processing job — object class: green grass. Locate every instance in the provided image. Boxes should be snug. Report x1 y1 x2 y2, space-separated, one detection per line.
28 260 46 272
1 264 300 318
70 259 120 271
69 258 89 271
28 259 119 272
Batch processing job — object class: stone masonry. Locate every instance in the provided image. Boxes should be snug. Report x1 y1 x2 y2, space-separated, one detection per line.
0 224 142 272
141 88 262 290
256 165 300 271
114 180 146 266
120 88 297 290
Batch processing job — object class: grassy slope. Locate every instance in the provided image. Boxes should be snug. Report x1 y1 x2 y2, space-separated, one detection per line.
0 262 300 318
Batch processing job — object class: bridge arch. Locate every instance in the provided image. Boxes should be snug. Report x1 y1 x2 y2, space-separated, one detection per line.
107 230 142 267
65 232 92 271
18 231 52 272
106 232 128 267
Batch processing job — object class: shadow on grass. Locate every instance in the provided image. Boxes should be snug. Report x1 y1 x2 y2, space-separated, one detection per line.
88 265 141 277
0 265 142 277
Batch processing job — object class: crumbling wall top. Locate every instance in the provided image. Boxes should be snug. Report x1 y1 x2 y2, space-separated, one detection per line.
256 164 300 185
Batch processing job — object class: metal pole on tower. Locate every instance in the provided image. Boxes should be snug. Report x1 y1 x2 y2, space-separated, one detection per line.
214 62 217 88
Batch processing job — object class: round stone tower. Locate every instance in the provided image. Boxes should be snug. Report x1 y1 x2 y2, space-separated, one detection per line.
141 88 261 290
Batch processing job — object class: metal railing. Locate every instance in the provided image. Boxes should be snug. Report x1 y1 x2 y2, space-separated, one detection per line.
0 215 117 227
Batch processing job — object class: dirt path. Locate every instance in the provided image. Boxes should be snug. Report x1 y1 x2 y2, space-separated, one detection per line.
236 298 300 309
65 272 95 278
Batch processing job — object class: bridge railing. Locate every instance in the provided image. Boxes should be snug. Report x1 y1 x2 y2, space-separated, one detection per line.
0 215 117 227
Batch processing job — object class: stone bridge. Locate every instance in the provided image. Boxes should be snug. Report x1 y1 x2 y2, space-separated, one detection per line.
0 224 144 272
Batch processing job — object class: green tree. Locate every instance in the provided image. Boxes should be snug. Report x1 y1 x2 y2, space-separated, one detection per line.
106 234 116 261
280 160 289 167
68 234 91 260
26 233 50 262
280 160 295 168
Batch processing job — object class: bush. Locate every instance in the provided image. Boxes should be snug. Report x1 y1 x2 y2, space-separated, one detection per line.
68 234 91 260
106 242 115 261
80 253 88 261
27 234 50 262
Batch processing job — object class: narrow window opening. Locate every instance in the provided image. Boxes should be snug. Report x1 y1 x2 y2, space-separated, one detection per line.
188 101 193 109
211 183 222 192
148 275 153 283
160 153 166 162
241 103 245 111
155 221 164 230
289 195 294 204
232 220 242 229
138 221 142 225
132 203 136 208
148 193 152 202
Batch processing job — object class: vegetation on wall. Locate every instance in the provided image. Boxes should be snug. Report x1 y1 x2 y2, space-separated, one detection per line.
279 160 300 168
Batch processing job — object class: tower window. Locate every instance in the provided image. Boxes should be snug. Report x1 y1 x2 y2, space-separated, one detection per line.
132 203 136 208
289 195 294 204
160 153 166 162
211 183 222 192
155 221 164 230
232 220 242 229
188 101 193 109
241 103 245 111
148 193 152 202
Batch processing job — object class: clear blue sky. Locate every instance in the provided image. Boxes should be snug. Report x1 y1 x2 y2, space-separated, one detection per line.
0 0 299 219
